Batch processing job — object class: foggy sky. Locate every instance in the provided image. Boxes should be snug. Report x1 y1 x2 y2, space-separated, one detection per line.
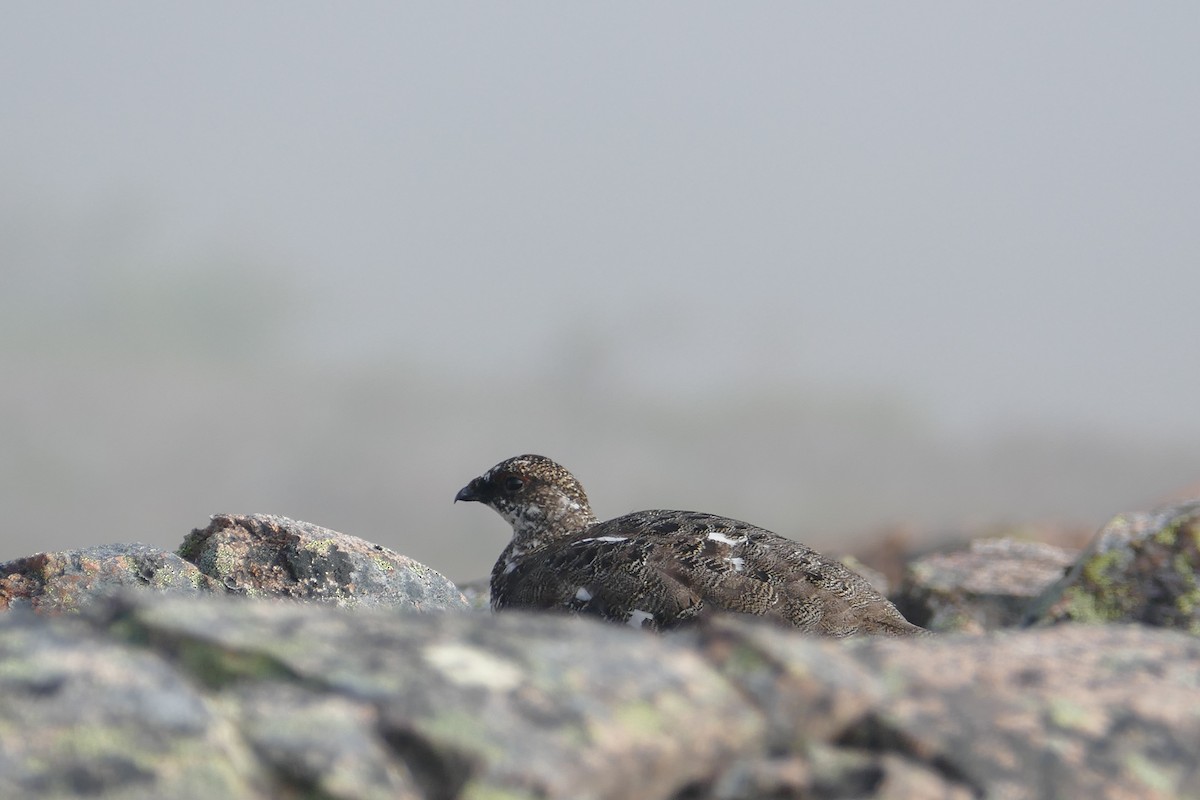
3 5 1198 573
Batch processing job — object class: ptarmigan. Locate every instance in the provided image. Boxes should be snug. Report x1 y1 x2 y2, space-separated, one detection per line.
455 454 925 637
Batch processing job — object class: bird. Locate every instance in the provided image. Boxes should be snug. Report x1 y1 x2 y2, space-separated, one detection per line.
455 454 925 637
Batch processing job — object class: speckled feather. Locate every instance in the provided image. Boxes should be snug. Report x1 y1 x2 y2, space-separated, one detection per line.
456 454 925 637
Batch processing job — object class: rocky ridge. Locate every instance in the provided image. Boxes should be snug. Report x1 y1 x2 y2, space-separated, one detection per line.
0 501 1198 799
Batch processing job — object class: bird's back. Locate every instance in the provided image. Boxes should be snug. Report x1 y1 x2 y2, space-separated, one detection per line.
491 509 923 636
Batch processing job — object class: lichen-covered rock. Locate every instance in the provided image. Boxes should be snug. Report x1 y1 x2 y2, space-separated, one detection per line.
177 514 467 611
229 683 423 800
0 516 469 616
3 592 1200 799
1025 500 1200 632
691 617 1200 799
893 538 1077 633
85 593 761 800
839 624 1200 799
0 543 214 614
0 611 268 799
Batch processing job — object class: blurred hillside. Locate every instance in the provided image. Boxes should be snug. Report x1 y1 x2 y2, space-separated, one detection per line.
4 212 1197 581
7 344 1198 583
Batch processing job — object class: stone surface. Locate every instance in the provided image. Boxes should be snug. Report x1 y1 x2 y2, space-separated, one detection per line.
0 543 214 614
0 610 268 798
836 623 1200 799
5 505 1200 798
0 516 467 616
893 538 1078 633
3 592 1200 799
177 513 467 611
1025 500 1200 632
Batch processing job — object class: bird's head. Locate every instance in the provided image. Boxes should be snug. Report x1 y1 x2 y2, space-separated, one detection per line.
455 454 598 546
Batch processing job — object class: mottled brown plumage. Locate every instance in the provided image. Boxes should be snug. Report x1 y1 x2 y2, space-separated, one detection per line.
456 454 925 637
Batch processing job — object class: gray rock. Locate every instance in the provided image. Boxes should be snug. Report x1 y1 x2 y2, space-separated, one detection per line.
691 616 1200 799
178 513 467 611
3 592 1200 799
231 683 422 799
81 593 756 800
0 542 214 614
837 623 1200 799
0 516 468 616
893 538 1078 633
0 610 268 799
1024 499 1200 631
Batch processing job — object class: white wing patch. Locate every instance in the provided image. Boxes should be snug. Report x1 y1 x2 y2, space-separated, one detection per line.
707 531 744 546
574 587 593 602
726 556 746 572
628 609 655 628
575 535 628 544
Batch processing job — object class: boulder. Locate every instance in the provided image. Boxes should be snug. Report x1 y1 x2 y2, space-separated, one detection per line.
893 538 1077 633
177 513 467 611
0 515 467 616
0 542 214 614
0 609 271 799
1025 499 1200 632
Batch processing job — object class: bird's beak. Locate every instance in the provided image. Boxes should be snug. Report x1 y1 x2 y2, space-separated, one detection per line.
454 482 480 503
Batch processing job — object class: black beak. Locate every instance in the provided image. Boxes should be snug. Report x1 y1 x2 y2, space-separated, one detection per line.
454 482 480 503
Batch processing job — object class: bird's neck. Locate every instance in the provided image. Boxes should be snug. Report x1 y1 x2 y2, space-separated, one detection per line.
488 492 598 612
503 494 599 553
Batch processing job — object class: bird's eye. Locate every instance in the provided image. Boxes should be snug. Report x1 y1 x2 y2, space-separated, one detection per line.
503 476 525 493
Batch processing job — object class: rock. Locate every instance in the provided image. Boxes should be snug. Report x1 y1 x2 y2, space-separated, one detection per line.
893 538 1078 633
3 592 1200 799
51 593 757 800
177 514 467 611
833 623 1200 799
0 609 269 798
1025 500 1200 632
0 516 468 616
688 618 1200 799
0 543 214 614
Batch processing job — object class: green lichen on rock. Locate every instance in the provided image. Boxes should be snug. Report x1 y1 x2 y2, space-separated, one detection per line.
611 699 671 736
1027 501 1200 632
1056 585 1118 625
460 784 542 800
176 514 468 610
413 708 509 763
1068 547 1140 622
107 617 297 690
1047 697 1105 736
175 640 298 689
1124 752 1181 795
301 538 336 557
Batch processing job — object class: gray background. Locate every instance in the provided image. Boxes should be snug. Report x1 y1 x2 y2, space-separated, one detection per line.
3 4 1197 581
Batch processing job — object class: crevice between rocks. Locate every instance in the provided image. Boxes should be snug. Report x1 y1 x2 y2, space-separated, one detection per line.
835 712 985 799
378 725 476 800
